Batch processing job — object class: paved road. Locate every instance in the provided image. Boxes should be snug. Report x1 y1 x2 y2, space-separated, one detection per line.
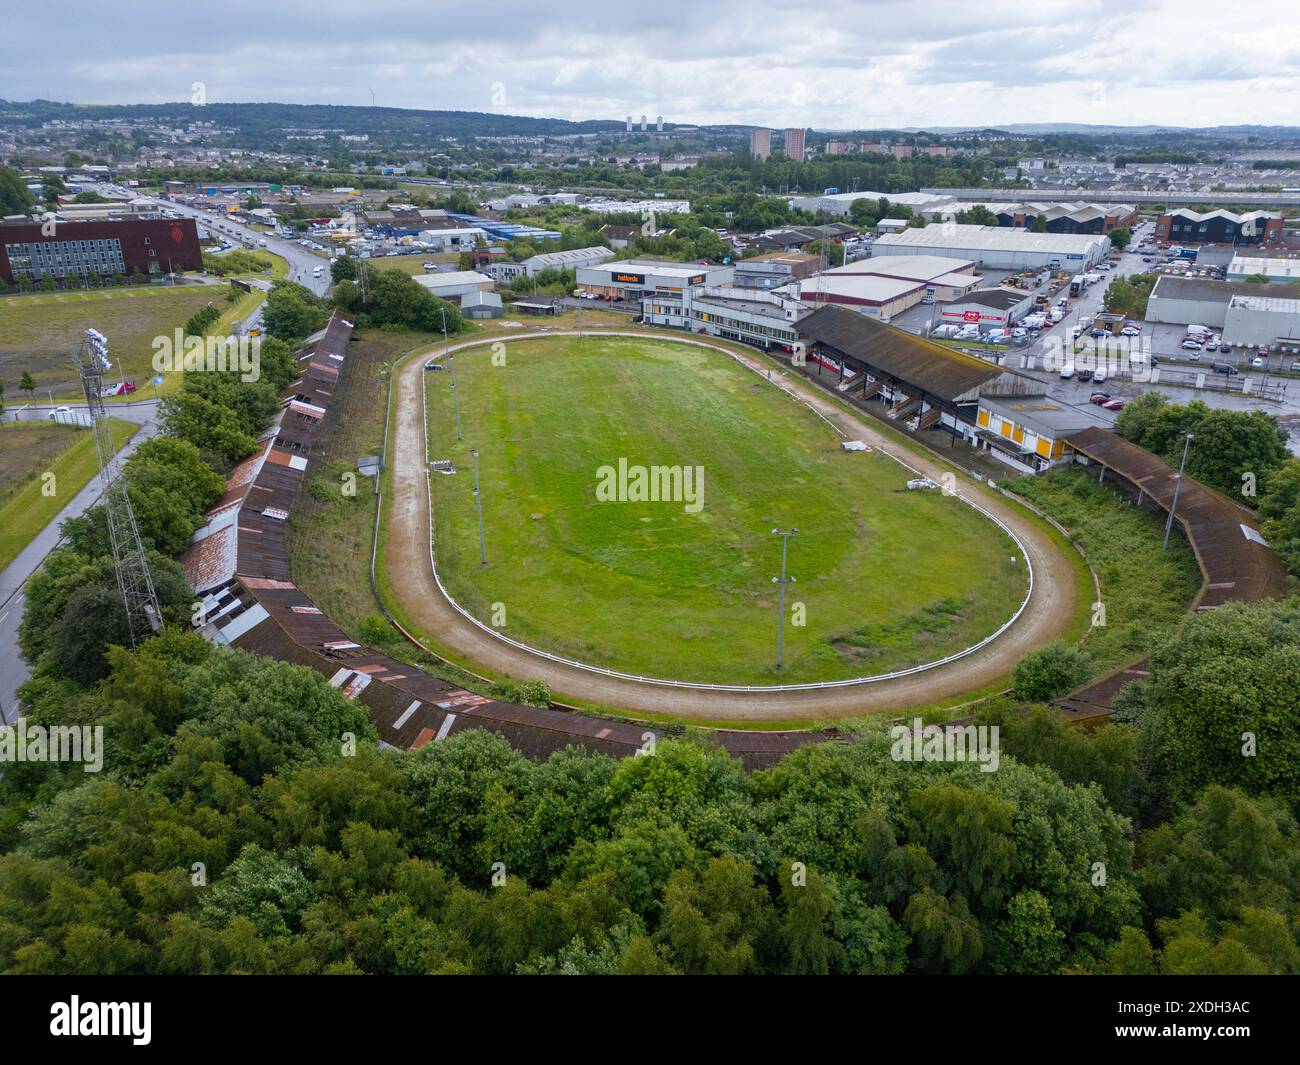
0 400 159 724
383 328 1080 722
141 197 331 297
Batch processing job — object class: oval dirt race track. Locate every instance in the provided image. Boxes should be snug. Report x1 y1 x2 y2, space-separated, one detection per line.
382 328 1080 722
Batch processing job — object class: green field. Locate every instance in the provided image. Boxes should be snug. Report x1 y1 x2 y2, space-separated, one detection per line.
424 335 1028 685
0 419 138 570
368 252 459 275
0 285 223 399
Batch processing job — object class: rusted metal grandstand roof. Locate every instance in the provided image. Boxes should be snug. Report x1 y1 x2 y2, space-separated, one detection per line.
185 312 834 769
1054 661 1151 720
798 304 1004 402
1053 427 1292 719
1064 427 1291 608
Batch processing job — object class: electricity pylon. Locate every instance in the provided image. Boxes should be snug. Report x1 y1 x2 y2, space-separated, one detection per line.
72 328 162 643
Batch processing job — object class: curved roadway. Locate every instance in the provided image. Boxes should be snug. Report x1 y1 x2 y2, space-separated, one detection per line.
383 328 1080 722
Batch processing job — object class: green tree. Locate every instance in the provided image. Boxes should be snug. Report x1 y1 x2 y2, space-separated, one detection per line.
1108 227 1132 251
263 280 330 343
0 165 34 215
1012 641 1093 701
1259 459 1300 576
1138 600 1300 809
19 371 35 401
330 255 358 283
123 437 226 555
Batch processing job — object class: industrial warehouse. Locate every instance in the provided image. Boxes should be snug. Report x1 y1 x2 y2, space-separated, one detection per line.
1154 208 1284 246
1144 274 1300 349
871 223 1111 270
576 257 734 299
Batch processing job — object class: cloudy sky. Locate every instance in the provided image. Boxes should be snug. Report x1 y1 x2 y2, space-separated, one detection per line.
4 0 1299 130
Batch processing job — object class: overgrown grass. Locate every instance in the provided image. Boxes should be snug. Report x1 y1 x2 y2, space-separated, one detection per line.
1004 466 1202 673
424 333 1028 685
0 419 137 570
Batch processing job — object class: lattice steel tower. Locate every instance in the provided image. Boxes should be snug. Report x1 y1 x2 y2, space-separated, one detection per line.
73 328 162 643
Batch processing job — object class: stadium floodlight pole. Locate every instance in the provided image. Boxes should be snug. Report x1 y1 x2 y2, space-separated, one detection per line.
771 528 798 670
471 448 487 566
1163 432 1194 550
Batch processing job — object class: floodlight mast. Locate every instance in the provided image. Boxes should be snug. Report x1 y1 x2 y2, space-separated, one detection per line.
72 328 163 643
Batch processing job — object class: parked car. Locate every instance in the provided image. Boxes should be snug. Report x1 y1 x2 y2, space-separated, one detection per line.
1093 367 1108 384
1258 345 1270 358
1060 363 1076 380
1181 339 1204 352
1089 392 1111 405
1077 368 1094 382
1252 356 1265 367
1102 398 1126 411
1212 363 1239 376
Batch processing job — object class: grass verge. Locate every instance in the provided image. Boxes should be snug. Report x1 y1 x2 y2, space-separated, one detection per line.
0 419 137 570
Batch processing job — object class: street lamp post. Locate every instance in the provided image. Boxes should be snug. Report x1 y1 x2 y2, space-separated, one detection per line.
471 448 487 566
1163 432 1194 550
771 528 798 670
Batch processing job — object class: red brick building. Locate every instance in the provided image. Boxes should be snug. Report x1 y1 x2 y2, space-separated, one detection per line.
1153 209 1283 247
0 217 204 284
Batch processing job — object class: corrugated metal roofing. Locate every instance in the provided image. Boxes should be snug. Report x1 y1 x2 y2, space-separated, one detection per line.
1064 427 1291 608
798 304 1006 401
192 311 837 769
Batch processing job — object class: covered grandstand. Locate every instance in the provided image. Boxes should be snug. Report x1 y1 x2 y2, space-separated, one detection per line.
1052 426 1292 718
796 304 1008 438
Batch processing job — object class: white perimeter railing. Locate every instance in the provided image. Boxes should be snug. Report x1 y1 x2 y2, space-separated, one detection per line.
408 329 1035 692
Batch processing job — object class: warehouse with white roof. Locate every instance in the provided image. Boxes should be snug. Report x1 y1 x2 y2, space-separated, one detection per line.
821 254 982 300
1226 255 1300 284
871 223 1110 270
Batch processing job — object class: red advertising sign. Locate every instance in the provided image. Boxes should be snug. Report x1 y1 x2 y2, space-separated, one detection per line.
962 310 980 323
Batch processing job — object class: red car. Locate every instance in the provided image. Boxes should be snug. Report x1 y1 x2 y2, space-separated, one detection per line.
1102 398 1125 411
1089 392 1110 405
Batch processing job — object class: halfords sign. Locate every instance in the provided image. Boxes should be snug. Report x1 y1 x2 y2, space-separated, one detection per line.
613 272 646 285
944 309 1004 323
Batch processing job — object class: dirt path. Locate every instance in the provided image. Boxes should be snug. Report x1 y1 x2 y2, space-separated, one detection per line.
383 328 1079 722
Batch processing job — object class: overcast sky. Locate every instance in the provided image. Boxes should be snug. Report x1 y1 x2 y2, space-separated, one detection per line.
4 0 1299 130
